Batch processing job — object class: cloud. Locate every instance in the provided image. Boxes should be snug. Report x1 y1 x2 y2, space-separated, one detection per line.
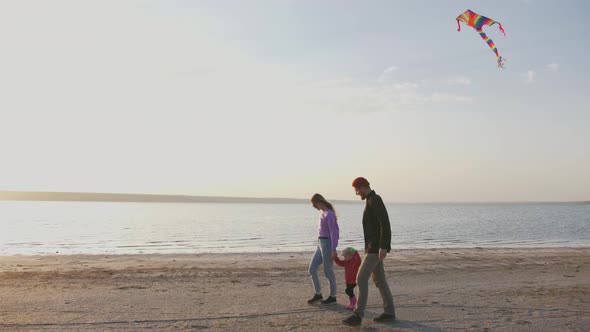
378 66 399 83
447 76 472 85
383 66 399 73
313 77 355 87
309 78 472 113
430 93 473 103
524 70 536 83
393 82 420 90
547 63 560 71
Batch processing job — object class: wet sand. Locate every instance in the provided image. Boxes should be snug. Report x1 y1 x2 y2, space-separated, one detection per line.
0 247 588 331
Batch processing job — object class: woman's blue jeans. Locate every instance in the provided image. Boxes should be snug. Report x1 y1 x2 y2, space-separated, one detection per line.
308 238 337 297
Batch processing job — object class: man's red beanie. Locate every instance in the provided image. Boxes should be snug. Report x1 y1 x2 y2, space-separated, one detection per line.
352 177 370 188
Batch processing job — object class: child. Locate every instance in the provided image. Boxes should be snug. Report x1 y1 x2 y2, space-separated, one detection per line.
334 247 362 310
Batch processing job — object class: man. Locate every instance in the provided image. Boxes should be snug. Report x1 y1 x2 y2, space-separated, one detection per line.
342 177 396 326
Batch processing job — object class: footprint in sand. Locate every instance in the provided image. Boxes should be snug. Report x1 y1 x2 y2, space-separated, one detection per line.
190 325 208 330
116 285 148 290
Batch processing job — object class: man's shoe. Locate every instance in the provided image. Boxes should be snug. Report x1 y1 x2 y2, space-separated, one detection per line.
342 314 362 326
321 296 337 305
373 313 396 322
307 294 323 304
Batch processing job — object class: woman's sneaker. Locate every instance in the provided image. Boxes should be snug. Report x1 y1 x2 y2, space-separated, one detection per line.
307 294 323 304
321 296 337 305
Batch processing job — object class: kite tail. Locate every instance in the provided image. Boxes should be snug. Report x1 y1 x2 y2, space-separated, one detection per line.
497 22 506 36
457 19 461 31
478 30 505 68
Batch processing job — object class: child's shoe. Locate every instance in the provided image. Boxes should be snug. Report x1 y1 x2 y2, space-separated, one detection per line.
347 296 357 310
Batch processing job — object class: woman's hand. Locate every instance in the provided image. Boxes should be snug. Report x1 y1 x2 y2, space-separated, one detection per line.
331 251 338 259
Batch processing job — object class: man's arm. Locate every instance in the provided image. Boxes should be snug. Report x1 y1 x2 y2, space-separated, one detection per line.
373 196 391 259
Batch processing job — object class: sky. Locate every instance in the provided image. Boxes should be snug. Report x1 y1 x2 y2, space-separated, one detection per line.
0 0 589 202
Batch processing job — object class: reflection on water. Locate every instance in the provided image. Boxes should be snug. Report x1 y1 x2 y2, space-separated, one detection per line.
0 201 588 254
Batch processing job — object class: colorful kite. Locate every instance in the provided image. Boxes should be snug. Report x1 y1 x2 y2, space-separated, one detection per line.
456 9 506 68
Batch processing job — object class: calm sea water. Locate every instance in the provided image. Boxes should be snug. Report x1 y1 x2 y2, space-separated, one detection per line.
0 201 588 255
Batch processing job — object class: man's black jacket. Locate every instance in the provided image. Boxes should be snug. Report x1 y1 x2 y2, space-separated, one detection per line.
362 190 392 253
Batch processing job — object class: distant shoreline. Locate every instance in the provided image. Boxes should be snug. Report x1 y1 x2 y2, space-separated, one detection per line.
0 191 587 204
0 191 358 204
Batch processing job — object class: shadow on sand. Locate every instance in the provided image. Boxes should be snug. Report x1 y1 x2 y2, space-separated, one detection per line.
313 304 444 331
374 319 446 332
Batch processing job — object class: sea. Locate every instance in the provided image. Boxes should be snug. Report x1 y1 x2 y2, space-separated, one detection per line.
0 201 588 255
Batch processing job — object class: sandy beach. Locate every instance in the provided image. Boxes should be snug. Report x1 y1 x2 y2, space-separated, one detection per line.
0 247 588 331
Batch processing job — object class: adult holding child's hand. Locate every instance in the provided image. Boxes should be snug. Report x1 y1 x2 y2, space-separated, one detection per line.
342 177 396 327
307 193 339 306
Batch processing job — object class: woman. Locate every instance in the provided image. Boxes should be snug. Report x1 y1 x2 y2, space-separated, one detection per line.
307 193 340 305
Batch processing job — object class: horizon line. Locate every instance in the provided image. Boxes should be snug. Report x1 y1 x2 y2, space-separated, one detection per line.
0 190 588 205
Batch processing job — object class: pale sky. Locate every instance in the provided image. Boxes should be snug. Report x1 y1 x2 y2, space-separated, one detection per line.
1 0 589 202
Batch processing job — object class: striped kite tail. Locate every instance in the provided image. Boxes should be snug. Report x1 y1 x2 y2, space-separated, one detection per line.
478 30 506 68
